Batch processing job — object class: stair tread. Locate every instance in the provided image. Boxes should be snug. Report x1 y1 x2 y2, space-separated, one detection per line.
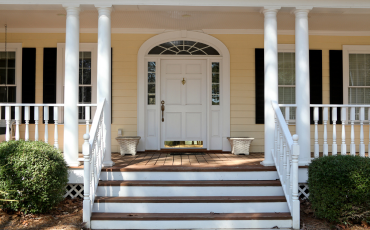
98 180 281 187
91 212 292 220
102 165 277 172
94 196 287 203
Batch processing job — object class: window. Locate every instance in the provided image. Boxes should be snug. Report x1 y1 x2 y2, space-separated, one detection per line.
79 52 92 119
147 62 156 105
212 62 220 105
343 46 370 120
57 43 97 123
278 52 296 119
148 40 219 55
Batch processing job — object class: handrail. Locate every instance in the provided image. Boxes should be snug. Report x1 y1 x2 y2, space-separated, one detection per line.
271 100 300 229
82 99 106 228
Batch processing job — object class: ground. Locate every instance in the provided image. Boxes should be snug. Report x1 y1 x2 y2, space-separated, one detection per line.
0 197 85 230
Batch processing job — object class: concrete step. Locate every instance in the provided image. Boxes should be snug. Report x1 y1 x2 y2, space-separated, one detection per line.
90 212 292 229
92 196 289 213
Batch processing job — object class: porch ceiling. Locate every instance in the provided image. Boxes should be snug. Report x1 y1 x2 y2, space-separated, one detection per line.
0 5 369 33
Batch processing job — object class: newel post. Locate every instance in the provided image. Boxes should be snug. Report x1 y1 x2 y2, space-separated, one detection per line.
82 133 91 228
292 134 300 229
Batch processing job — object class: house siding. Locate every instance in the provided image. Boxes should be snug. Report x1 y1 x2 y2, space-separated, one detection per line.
1 32 370 152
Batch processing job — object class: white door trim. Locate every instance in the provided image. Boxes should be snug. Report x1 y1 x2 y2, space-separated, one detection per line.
137 31 230 151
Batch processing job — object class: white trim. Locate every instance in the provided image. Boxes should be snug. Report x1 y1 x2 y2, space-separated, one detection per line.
0 43 22 104
2 28 370 36
137 31 231 151
57 43 97 122
343 45 370 105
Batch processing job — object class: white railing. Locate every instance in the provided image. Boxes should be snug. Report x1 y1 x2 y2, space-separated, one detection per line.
279 104 370 158
82 99 106 228
271 101 300 229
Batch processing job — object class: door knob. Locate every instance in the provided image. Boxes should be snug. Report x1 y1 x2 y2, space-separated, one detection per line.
161 100 165 122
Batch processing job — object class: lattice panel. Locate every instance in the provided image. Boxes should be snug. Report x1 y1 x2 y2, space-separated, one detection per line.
64 184 84 199
299 183 309 200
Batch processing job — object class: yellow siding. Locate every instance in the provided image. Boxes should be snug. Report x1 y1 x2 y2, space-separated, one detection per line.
1 32 370 153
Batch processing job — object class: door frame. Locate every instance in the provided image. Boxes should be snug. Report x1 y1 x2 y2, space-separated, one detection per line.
137 31 230 151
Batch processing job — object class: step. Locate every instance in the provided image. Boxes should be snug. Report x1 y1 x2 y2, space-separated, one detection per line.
96 180 284 197
90 213 292 229
92 196 289 213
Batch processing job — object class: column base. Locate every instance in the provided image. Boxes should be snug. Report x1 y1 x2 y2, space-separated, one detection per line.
66 161 80 167
260 160 275 166
102 160 115 167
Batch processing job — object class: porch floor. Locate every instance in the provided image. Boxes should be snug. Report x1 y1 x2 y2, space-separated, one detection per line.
110 152 264 167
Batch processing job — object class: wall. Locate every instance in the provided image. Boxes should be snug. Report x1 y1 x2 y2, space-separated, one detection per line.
1 32 370 153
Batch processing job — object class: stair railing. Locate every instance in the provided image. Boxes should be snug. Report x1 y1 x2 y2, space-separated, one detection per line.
271 100 300 229
82 99 106 228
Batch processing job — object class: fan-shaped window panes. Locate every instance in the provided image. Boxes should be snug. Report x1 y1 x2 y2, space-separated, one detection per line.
148 40 220 55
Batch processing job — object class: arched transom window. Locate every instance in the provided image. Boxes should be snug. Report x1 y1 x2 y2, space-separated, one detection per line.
148 40 220 55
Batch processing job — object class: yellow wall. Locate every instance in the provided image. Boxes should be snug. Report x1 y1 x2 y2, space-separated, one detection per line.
2 33 370 153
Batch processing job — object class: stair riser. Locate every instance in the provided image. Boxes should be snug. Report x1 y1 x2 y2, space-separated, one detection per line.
91 220 292 229
92 202 289 213
96 186 284 197
100 171 279 181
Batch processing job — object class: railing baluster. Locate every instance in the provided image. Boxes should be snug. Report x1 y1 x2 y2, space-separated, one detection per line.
276 123 280 168
314 107 319 158
341 107 347 155
54 106 59 149
285 107 290 125
350 107 355 156
279 131 284 173
44 106 49 143
85 106 90 133
83 133 91 227
5 106 10 142
359 107 365 157
292 134 300 230
323 107 328 156
332 107 337 155
15 106 20 141
283 139 287 185
34 106 39 141
25 106 30 141
285 148 290 197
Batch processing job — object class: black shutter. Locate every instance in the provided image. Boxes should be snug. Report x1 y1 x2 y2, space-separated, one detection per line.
329 50 343 124
22 48 36 124
43 48 57 124
309 50 323 124
255 48 264 124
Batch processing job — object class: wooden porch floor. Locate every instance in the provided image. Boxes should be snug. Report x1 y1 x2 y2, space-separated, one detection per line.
110 152 265 167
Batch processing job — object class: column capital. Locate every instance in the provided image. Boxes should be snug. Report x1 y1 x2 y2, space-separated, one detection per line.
95 5 113 16
63 4 80 13
293 7 313 15
262 6 281 14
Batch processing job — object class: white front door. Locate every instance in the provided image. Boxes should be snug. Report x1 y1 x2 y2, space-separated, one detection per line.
161 59 207 148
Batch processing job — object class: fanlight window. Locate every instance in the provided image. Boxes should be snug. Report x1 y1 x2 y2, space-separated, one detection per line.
148 40 220 55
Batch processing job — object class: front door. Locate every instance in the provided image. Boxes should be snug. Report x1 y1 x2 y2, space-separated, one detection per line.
160 59 207 148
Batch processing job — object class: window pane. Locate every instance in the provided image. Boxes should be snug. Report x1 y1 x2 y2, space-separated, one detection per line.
0 86 16 103
7 69 15 84
212 84 219 94
148 73 155 82
278 52 295 85
148 84 155 94
0 69 6 84
212 62 220 105
83 69 91 84
148 94 155 105
79 86 91 103
212 95 220 105
148 62 156 105
349 54 370 86
212 63 219 72
212 73 219 83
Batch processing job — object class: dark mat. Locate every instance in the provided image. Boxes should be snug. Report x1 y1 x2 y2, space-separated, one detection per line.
170 152 205 155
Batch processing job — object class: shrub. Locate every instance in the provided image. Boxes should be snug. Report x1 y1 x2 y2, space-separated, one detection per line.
308 155 370 224
0 140 68 213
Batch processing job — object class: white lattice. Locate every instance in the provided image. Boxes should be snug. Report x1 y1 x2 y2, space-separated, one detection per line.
116 136 141 155
299 183 309 200
64 184 84 199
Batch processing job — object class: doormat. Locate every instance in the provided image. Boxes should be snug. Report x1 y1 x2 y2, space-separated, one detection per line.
170 152 205 155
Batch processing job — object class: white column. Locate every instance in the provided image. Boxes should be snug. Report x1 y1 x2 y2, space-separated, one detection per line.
262 7 280 166
63 5 80 167
96 5 114 167
294 7 312 166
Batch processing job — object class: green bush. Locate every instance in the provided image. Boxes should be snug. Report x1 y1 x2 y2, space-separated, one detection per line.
0 140 68 214
308 155 370 224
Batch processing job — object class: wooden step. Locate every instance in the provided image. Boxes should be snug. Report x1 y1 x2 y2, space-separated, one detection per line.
98 180 281 187
94 196 286 203
91 212 292 221
101 165 277 172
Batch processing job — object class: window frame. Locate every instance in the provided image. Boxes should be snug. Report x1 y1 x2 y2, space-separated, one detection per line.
0 43 22 104
57 43 97 123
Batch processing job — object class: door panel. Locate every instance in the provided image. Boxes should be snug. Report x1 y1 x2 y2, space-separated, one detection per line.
161 60 207 148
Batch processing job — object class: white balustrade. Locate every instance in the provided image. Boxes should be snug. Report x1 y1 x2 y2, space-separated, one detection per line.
82 99 106 228
279 104 370 158
271 101 300 230
44 106 49 144
54 106 59 149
